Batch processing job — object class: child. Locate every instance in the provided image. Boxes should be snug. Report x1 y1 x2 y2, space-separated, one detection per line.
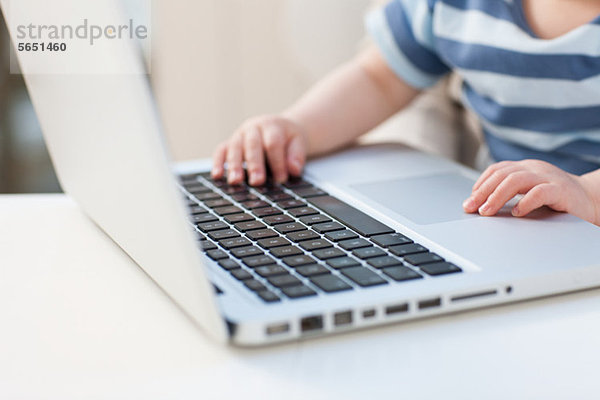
211 0 600 226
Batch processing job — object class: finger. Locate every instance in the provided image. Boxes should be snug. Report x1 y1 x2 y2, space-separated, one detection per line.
226 132 245 184
286 135 306 177
472 161 514 192
211 143 227 179
243 126 266 186
261 124 288 183
512 183 559 217
464 165 520 213
477 171 542 216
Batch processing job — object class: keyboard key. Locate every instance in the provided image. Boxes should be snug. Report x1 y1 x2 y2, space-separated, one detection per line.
341 267 388 287
277 199 306 209
404 252 444 265
255 264 288 277
219 237 252 249
308 196 394 237
299 214 332 225
256 290 280 303
299 239 333 251
180 173 202 183
231 192 258 202
287 230 320 242
189 206 208 215
325 230 358 242
253 207 282 217
214 206 243 216
197 221 228 232
230 268 253 281
264 191 293 202
222 185 248 195
282 254 317 267
326 257 360 269
370 233 413 247
293 187 327 198
224 213 254 224
206 249 228 260
274 222 306 234
270 246 303 258
231 246 264 258
312 222 345 233
310 275 352 293
281 284 317 299
246 229 278 241
383 266 423 281
244 279 267 292
338 238 371 250
234 220 266 232
211 179 228 188
282 178 312 189
312 247 345 260
253 184 280 194
296 264 330 277
389 243 428 257
191 214 218 224
184 183 208 193
199 241 217 251
195 192 222 201
242 200 269 209
267 274 302 288
258 237 291 249
204 199 232 208
289 207 319 217
264 215 295 225
420 262 462 276
352 247 387 259
243 255 276 268
208 229 240 241
367 256 403 269
218 259 240 270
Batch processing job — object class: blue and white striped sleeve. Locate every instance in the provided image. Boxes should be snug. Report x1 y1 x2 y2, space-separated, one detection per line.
365 0 450 89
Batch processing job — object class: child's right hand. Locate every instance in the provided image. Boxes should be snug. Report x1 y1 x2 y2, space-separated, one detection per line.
211 115 308 186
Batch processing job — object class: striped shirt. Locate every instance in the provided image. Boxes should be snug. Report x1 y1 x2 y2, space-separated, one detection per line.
366 0 600 175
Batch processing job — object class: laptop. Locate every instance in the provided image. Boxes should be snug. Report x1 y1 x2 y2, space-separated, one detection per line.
3 0 600 346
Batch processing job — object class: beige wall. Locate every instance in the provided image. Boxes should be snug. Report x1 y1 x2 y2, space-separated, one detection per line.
153 0 371 161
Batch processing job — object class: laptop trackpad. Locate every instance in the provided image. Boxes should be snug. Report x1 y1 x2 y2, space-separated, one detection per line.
352 173 477 225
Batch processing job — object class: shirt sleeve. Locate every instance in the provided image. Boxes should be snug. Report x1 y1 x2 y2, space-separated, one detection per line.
365 0 450 89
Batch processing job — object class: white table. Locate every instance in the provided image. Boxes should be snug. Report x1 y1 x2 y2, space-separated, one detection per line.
2 194 600 400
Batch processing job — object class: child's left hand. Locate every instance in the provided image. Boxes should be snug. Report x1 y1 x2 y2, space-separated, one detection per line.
463 160 597 223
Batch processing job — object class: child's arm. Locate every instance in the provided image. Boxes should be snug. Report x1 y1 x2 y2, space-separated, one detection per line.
463 160 600 226
212 46 420 185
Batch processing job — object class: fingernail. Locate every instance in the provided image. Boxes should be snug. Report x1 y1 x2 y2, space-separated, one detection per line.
250 172 263 186
229 171 240 182
462 197 474 209
512 206 520 217
291 159 302 173
479 202 489 214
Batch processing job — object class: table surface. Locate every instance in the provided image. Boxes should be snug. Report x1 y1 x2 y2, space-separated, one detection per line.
2 194 600 400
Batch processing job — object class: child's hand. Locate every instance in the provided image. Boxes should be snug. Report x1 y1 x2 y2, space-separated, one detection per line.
463 160 597 223
211 116 308 186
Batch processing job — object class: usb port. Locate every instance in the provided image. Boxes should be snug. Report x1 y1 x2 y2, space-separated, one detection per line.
300 316 323 333
418 297 441 310
385 303 409 315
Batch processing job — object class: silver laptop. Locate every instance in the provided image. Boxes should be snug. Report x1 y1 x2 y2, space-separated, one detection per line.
4 0 600 346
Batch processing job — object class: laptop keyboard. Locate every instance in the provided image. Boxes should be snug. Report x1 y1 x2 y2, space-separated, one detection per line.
179 172 462 303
